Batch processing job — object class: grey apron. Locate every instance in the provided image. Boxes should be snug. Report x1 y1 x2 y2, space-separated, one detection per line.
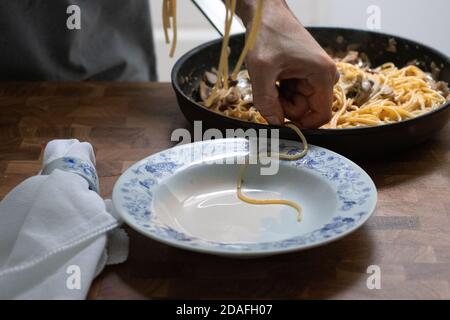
0 0 157 81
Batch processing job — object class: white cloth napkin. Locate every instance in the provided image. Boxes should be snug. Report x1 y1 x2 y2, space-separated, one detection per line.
0 139 128 300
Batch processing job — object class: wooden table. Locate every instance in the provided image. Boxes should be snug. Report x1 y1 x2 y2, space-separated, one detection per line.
1 82 449 299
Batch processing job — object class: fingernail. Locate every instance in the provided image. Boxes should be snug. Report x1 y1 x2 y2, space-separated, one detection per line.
265 116 282 126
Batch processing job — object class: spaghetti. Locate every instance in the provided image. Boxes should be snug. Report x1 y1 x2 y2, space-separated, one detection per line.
323 59 449 128
199 52 450 128
163 0 178 57
237 123 309 221
162 0 309 222
163 0 449 222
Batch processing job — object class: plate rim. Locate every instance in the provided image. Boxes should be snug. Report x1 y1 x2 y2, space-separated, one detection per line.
112 138 377 256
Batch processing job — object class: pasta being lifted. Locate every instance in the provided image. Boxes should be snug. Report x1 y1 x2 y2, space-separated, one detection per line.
163 0 308 221
162 0 177 57
237 123 309 222
163 0 449 128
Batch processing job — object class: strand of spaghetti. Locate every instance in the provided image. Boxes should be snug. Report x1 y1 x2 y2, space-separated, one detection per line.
278 123 309 160
237 164 303 221
218 0 230 89
231 0 265 79
169 0 177 57
204 0 236 106
342 117 382 126
236 123 308 222
330 86 348 128
219 0 233 90
221 0 237 90
190 0 266 107
162 0 170 44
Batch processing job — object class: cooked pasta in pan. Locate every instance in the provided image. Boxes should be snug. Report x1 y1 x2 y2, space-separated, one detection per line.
198 54 450 129
163 0 449 222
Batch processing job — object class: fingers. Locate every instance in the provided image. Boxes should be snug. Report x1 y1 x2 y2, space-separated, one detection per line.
297 79 315 96
298 74 334 129
279 74 334 129
279 80 309 124
298 100 332 129
334 70 340 84
280 94 308 125
248 66 284 125
246 52 337 128
279 78 330 128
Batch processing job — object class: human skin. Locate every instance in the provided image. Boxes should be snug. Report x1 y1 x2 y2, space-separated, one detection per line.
236 0 339 128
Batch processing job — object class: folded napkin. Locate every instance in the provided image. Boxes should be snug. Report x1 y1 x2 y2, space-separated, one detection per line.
0 139 128 299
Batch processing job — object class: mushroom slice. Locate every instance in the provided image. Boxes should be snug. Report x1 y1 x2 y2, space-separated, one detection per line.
341 50 359 64
199 81 211 102
224 87 241 105
204 71 217 86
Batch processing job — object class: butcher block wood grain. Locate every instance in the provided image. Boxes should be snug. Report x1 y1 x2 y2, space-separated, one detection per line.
1 82 449 299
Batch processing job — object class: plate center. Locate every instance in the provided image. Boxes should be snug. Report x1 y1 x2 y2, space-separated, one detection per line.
152 162 338 243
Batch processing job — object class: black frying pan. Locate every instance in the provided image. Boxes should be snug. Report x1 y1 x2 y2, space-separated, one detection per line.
171 27 450 157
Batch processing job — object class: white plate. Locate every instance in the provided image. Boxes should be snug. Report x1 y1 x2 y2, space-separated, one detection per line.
113 138 377 257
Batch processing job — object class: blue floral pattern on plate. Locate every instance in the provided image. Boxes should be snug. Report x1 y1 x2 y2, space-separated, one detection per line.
113 139 377 255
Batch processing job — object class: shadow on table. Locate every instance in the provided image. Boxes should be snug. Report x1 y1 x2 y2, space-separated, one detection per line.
101 226 375 299
353 136 448 189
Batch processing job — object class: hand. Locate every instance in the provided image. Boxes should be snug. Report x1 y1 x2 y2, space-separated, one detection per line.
237 0 339 128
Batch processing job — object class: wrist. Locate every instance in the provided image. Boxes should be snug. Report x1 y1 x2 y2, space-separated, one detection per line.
236 0 287 28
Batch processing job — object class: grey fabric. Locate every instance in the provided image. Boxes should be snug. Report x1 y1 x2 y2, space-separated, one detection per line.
0 0 157 81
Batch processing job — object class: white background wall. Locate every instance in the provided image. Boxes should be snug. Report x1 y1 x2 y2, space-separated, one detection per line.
150 0 450 81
